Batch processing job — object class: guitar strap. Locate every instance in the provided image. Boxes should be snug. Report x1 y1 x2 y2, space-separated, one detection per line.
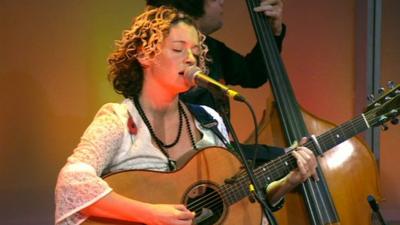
186 104 233 150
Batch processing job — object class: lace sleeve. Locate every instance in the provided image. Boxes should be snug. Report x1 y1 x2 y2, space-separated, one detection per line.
55 103 127 225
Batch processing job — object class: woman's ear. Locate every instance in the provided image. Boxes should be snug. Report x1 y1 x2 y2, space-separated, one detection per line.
137 55 151 68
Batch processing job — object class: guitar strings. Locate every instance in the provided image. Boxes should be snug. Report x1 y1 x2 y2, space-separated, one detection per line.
185 105 386 216
186 117 366 215
186 153 297 213
186 115 363 215
186 154 297 213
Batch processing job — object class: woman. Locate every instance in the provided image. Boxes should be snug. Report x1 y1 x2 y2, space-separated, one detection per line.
55 6 317 225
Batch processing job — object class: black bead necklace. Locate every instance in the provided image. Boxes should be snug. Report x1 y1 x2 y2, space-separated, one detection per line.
132 96 197 169
133 96 183 148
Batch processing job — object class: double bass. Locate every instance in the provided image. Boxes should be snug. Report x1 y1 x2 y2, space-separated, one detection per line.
245 0 382 224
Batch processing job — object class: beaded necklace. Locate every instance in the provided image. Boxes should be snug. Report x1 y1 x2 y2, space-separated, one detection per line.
132 96 197 170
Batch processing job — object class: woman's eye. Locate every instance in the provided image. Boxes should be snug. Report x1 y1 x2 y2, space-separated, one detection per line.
192 52 200 58
172 49 183 52
192 47 200 56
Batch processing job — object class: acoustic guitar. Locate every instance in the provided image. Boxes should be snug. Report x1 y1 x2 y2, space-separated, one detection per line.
83 84 399 225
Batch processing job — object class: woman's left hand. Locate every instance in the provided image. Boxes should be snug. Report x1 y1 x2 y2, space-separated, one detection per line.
287 137 319 186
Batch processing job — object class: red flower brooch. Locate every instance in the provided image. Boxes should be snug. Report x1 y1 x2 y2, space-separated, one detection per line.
127 113 137 135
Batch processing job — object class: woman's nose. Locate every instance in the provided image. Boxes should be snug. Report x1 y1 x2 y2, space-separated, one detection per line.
185 49 196 66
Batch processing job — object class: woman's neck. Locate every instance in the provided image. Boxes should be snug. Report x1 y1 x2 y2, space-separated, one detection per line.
139 87 180 116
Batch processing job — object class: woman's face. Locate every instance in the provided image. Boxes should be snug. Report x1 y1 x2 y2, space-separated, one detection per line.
144 21 200 94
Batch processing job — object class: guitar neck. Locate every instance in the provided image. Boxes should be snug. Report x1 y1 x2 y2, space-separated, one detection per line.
304 114 370 154
220 113 370 206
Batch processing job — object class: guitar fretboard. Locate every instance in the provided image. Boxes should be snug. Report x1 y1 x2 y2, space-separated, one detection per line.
219 113 370 206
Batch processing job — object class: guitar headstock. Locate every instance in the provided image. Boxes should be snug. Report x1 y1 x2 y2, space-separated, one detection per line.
365 83 400 130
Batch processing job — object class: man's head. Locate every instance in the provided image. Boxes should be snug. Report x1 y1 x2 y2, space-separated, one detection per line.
146 0 224 35
146 0 205 18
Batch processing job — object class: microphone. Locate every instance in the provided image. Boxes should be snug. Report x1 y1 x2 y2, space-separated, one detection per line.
184 66 245 102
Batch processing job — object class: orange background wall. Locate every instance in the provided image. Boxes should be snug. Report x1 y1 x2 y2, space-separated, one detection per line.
0 1 398 224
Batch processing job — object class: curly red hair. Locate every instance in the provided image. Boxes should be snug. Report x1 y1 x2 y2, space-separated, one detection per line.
108 6 208 98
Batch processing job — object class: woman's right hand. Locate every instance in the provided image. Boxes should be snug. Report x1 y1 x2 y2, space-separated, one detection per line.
147 204 195 225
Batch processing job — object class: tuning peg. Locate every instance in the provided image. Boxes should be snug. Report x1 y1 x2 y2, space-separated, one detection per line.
389 109 399 125
385 96 393 101
378 87 385 95
378 115 388 125
381 124 389 131
374 102 381 108
367 94 375 102
388 81 396 89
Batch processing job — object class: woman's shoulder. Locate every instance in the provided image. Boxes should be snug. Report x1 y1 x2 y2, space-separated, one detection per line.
93 99 133 121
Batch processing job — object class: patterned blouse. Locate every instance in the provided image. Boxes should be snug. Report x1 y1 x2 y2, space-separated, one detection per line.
54 99 229 225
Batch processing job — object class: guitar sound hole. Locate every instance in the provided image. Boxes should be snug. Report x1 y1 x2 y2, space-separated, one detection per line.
183 183 225 225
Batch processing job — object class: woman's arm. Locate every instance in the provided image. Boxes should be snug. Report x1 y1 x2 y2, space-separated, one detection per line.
82 191 195 225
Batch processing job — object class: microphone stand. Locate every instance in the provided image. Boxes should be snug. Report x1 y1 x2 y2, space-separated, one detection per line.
216 97 278 225
368 195 387 225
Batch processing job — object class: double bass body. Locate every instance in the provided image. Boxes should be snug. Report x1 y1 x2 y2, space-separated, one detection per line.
248 98 382 225
244 0 382 223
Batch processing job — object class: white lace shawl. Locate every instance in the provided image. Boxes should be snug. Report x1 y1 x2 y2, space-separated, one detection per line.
54 99 229 225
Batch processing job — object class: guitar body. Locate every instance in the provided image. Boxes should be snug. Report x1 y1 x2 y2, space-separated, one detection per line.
82 147 263 225
81 84 399 225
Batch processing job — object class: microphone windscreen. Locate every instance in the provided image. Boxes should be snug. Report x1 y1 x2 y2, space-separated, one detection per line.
184 66 202 85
